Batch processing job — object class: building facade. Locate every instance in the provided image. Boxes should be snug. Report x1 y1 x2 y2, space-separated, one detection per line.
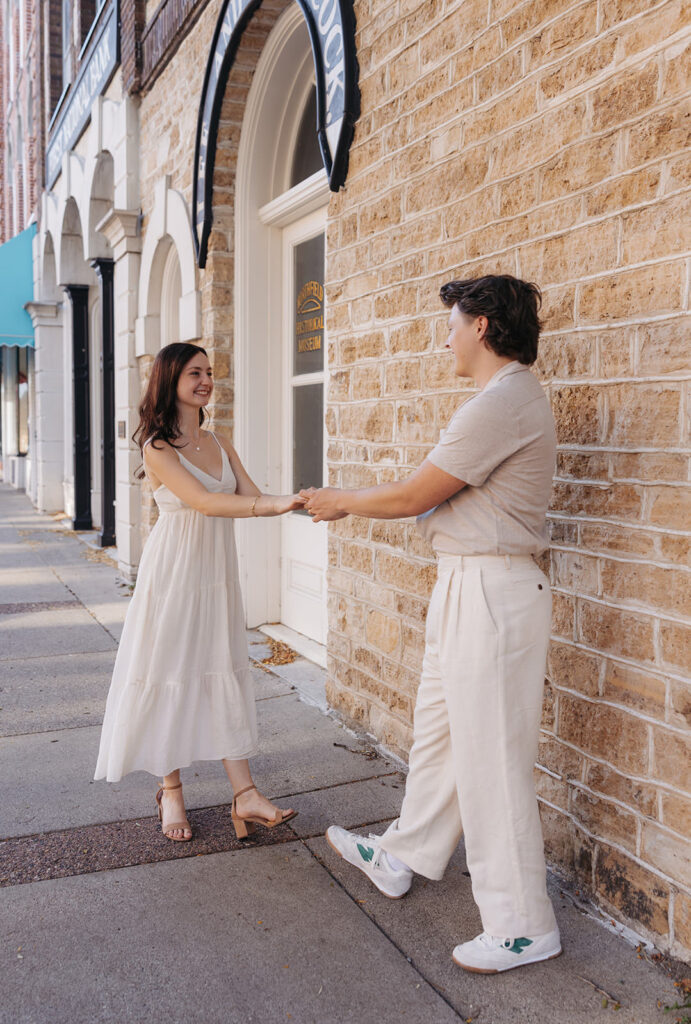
0 0 41 488
28 0 691 961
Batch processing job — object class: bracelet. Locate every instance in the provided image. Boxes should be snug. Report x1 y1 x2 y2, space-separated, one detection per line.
250 497 258 516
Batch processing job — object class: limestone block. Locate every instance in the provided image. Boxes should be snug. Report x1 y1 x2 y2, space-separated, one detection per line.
651 728 691 792
558 693 649 775
577 599 655 663
641 822 691 889
601 661 667 720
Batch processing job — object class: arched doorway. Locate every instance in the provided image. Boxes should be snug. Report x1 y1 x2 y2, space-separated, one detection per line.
235 4 331 656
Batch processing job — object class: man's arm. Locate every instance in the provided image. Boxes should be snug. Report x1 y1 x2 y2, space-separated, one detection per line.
303 459 466 522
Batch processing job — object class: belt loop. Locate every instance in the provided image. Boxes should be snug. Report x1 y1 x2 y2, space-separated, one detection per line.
505 554 512 569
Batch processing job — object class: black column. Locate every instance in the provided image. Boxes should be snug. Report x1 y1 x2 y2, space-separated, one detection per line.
92 259 116 547
64 285 92 531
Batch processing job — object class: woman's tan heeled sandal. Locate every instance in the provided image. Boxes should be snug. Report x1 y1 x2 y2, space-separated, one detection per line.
155 781 193 842
230 783 298 839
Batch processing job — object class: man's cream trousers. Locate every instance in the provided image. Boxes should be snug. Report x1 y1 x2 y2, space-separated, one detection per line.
380 554 558 938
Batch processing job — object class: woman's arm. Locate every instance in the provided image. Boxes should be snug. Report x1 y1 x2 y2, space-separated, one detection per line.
144 443 303 517
302 459 466 523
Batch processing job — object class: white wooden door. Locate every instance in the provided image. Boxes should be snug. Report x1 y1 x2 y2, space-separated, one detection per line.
280 208 327 643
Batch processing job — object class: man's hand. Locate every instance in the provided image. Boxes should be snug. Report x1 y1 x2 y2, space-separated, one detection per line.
299 487 348 522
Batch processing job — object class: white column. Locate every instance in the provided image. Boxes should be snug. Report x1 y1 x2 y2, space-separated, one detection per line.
1 348 19 483
97 209 142 581
25 302 66 512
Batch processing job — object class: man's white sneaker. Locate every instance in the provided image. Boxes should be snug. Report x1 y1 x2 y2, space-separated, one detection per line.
452 929 562 973
325 826 413 899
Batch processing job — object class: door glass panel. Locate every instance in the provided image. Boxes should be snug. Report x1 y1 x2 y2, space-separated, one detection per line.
294 233 324 375
290 86 323 187
293 381 323 499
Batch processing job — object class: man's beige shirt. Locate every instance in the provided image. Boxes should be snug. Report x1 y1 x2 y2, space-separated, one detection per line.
417 361 557 556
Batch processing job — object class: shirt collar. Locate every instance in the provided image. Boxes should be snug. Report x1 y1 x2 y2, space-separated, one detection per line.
483 360 523 392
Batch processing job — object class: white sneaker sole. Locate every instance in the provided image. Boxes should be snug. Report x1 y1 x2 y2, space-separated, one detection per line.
325 830 409 900
452 946 562 974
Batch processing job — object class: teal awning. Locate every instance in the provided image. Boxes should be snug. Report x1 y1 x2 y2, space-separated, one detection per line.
0 223 36 347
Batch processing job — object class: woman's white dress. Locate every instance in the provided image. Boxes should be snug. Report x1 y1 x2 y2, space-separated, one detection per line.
94 436 258 781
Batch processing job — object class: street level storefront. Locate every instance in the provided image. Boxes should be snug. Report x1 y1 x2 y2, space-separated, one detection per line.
33 0 141 565
0 223 36 489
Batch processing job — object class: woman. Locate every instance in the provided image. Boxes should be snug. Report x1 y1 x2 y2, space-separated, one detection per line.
95 342 303 842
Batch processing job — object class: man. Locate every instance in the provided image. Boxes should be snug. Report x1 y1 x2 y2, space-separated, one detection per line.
302 275 561 973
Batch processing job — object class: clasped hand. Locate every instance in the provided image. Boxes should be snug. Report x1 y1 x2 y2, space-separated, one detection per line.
299 487 348 523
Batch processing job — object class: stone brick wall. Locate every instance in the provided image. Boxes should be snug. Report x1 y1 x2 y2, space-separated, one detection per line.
323 0 690 961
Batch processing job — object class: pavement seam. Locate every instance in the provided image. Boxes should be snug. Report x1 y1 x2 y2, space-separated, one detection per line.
298 835 467 1022
47 565 122 645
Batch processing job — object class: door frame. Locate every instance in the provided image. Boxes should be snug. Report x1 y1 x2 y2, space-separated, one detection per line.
234 3 329 631
280 208 328 644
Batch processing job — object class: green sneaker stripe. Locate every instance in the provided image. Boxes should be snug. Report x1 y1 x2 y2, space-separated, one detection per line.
508 938 533 954
356 843 374 863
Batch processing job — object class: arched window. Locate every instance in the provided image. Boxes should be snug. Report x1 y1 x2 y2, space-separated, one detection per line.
289 85 322 189
160 243 182 348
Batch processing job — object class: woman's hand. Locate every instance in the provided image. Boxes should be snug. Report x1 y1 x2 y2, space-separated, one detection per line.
299 487 348 523
267 493 307 516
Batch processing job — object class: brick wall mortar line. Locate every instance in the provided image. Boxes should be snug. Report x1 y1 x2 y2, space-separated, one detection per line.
552 463 689 475
669 890 676 944
549 544 691 573
540 309 690 338
555 587 691 628
554 473 689 486
546 371 691 384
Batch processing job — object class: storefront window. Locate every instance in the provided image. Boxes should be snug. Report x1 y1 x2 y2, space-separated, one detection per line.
62 0 73 88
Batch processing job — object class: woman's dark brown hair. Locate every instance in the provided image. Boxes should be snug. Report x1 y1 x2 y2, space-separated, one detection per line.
133 342 208 479
440 274 543 365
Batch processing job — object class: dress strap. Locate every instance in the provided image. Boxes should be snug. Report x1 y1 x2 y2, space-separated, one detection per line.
210 431 223 454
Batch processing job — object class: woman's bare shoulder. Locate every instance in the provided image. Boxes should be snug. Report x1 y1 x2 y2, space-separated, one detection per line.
143 438 179 468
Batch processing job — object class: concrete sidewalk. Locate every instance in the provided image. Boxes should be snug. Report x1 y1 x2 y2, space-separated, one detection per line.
0 484 684 1024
